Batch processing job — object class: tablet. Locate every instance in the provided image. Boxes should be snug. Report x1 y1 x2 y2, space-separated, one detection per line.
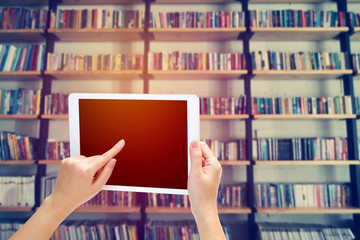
68 93 200 195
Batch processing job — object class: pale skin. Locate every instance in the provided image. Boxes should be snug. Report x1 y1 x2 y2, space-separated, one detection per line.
10 139 226 240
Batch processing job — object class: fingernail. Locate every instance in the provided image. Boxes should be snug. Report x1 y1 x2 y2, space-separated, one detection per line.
191 141 199 149
117 139 125 147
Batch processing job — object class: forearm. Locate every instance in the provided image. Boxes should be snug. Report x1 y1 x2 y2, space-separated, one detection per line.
193 208 226 240
9 196 71 240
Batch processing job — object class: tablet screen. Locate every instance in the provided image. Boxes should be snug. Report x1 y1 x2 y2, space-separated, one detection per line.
78 99 188 190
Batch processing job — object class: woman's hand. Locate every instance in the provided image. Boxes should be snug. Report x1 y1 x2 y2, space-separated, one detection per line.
48 139 125 214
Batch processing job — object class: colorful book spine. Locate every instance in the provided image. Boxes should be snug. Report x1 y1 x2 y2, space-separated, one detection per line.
251 51 350 70
47 52 144 71
41 176 136 207
51 221 138 240
150 11 245 28
251 96 353 115
199 96 246 115
0 132 37 161
50 9 144 29
351 53 360 71
0 176 35 207
254 183 351 208
202 139 247 161
0 88 41 115
44 93 68 115
0 44 45 71
148 52 246 71
45 140 70 160
250 10 346 28
0 7 48 30
145 220 232 240
253 137 348 161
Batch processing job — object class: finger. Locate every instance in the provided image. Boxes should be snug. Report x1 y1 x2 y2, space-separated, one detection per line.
93 158 117 189
189 140 203 173
200 142 217 161
91 139 125 171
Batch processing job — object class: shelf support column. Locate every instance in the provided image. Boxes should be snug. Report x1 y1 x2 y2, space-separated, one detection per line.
337 0 360 237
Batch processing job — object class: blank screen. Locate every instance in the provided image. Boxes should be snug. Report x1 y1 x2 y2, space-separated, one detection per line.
79 99 188 190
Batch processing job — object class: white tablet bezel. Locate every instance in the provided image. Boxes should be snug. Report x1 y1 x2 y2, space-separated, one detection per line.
68 93 200 195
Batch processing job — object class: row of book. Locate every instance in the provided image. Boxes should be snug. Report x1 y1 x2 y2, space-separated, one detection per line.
41 176 136 207
351 53 360 72
0 44 45 72
349 11 360 28
148 52 246 71
47 52 144 71
253 137 349 161
145 220 231 240
258 224 354 240
0 176 35 207
202 139 247 161
254 183 351 208
251 96 353 115
45 140 70 160
147 184 246 208
44 93 69 115
199 96 246 116
249 10 346 28
150 11 245 29
0 7 48 30
51 9 144 29
0 88 41 115
0 132 37 161
0 222 23 240
51 221 138 240
250 51 349 71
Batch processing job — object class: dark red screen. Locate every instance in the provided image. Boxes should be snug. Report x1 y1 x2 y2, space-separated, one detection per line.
79 99 188 190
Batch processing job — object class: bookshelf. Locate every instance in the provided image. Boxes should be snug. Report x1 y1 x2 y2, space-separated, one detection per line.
1 0 360 239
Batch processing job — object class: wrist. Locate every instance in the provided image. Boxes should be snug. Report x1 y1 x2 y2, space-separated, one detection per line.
44 194 76 218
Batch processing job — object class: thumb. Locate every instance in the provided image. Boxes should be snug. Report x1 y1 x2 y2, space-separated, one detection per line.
190 140 203 173
93 158 117 189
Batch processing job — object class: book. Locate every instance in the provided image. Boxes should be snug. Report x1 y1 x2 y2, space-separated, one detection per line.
0 7 48 30
0 88 41 115
45 140 70 160
44 93 69 115
202 139 247 161
0 132 37 161
0 176 35 207
199 96 246 116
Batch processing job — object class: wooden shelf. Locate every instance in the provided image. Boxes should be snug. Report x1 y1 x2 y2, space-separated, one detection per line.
0 0 48 5
148 70 246 80
253 114 356 120
0 160 36 165
256 207 360 214
251 27 349 41
0 114 38 119
145 206 251 214
0 206 33 212
351 27 360 40
250 0 331 2
45 70 142 80
41 114 69 120
38 160 62 164
0 29 45 42
60 0 143 4
74 206 140 213
155 0 237 3
149 28 246 41
252 70 353 80
0 71 42 80
200 114 249 120
220 161 251 166
48 28 143 42
254 160 360 165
